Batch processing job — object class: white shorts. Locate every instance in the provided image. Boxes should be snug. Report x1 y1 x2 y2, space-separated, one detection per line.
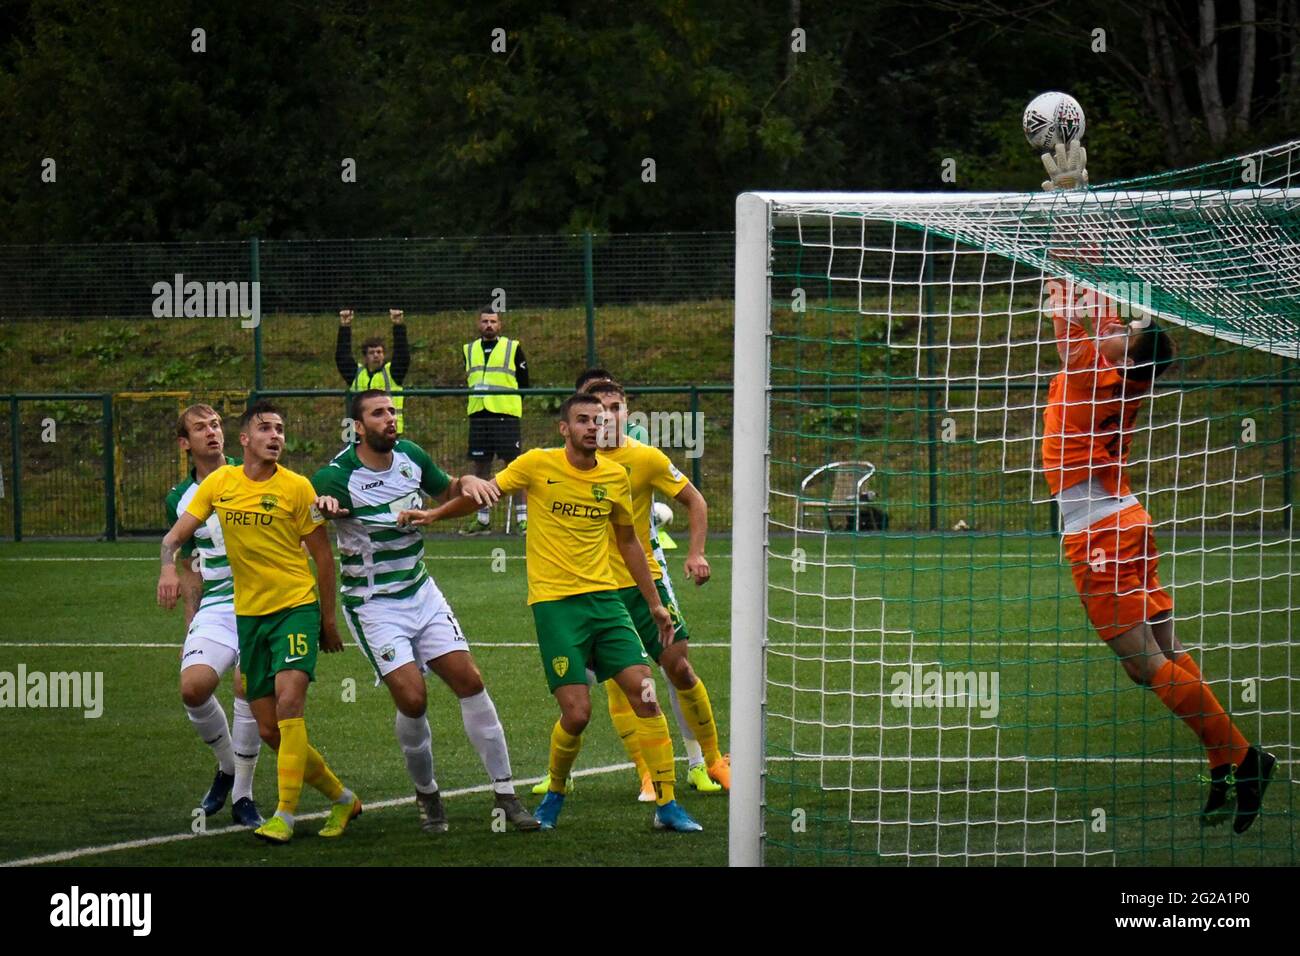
180 602 239 676
342 579 469 680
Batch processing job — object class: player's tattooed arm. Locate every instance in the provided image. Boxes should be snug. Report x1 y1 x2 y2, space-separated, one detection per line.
158 512 202 609
614 521 674 647
674 482 711 586
302 526 343 653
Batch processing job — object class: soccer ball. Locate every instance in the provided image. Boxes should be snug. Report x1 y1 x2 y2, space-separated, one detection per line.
652 501 674 527
1022 92 1086 152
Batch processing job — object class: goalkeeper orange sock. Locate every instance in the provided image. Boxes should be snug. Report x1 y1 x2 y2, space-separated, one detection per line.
635 712 675 806
676 678 723 766
275 717 308 817
605 679 651 781
1150 658 1249 769
548 720 583 794
1175 652 1203 683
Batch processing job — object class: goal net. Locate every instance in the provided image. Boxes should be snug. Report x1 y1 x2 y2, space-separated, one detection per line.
730 140 1300 866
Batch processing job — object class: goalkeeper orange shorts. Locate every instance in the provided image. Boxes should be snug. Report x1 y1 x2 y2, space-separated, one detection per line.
1062 502 1173 641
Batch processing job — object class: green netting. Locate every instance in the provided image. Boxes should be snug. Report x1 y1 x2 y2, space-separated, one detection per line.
758 141 1300 866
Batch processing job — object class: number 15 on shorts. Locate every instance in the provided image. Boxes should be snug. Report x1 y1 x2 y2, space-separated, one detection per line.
286 632 309 659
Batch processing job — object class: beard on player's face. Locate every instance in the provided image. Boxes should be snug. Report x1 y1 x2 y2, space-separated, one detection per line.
363 424 396 453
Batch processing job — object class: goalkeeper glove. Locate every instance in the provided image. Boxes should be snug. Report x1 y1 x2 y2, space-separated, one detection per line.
1041 141 1089 191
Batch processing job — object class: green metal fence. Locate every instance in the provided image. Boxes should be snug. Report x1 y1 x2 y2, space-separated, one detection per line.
2 381 1292 540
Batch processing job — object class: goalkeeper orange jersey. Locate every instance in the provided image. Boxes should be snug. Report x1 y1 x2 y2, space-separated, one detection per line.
1041 312 1149 498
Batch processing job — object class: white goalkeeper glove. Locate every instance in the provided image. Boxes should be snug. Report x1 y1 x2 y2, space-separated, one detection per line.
1041 141 1089 191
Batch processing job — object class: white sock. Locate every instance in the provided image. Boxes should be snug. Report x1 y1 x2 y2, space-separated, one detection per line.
185 694 235 774
460 689 514 794
395 711 438 793
231 696 261 802
476 508 490 525
515 503 527 521
663 672 705 768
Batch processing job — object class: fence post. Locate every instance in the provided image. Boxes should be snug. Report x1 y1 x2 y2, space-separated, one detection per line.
583 232 597 367
102 394 117 542
690 385 702 491
251 237 264 393
923 235 939 533
9 396 20 542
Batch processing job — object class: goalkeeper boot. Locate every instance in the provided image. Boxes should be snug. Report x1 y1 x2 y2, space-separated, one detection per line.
254 813 294 845
687 763 722 793
319 794 363 838
416 789 449 834
1233 746 1277 835
707 754 731 791
516 518 528 534
199 767 235 816
1199 764 1235 827
653 800 704 833
231 796 265 828
493 793 542 832
534 790 565 830
531 772 574 796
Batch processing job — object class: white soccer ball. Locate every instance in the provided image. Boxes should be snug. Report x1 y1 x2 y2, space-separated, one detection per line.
1022 92 1086 152
652 501 674 528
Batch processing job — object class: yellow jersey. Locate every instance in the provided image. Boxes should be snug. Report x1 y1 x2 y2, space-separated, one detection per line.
597 438 689 589
186 463 324 617
495 447 634 604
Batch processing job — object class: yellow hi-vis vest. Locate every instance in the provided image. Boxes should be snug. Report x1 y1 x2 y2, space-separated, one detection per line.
351 363 405 433
464 337 521 417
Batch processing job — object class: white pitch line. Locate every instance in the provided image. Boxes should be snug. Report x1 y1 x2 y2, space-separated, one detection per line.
0 760 653 868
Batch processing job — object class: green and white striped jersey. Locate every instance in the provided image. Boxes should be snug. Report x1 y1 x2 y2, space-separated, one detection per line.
310 440 452 607
164 457 239 612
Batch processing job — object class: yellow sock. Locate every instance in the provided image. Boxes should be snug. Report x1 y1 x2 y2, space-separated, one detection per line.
678 679 723 766
605 679 652 780
635 713 675 806
548 720 583 793
276 717 308 816
304 745 345 802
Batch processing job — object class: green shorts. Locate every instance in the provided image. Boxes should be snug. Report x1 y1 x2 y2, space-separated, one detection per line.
617 580 689 663
531 591 651 692
236 602 321 701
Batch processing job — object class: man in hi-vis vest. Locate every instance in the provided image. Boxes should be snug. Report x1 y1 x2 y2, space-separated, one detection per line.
337 309 410 434
462 306 530 534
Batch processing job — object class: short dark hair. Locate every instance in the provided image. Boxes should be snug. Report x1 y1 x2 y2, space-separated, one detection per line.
239 399 282 430
574 367 613 392
1123 322 1176 383
350 388 390 421
586 380 625 400
479 305 499 317
361 335 386 352
558 392 603 421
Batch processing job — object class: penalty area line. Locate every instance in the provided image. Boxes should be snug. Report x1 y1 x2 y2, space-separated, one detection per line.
0 761 643 868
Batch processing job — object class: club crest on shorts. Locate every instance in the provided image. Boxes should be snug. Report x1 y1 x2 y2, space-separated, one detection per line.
551 656 569 677
591 484 607 502
260 494 278 512
399 463 413 479
380 644 396 662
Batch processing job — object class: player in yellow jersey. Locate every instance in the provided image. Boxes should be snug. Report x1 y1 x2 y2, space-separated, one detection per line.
399 393 703 832
530 379 728 799
158 400 361 844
